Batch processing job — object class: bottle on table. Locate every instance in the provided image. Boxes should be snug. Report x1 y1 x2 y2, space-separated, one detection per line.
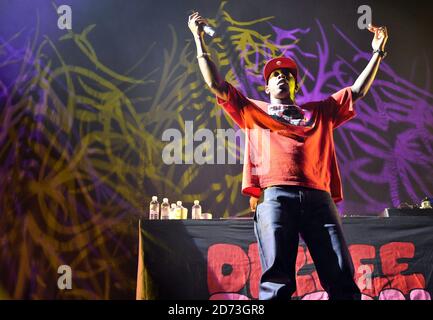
169 203 177 219
176 201 187 220
149 196 159 220
182 206 188 220
191 200 202 219
160 198 170 220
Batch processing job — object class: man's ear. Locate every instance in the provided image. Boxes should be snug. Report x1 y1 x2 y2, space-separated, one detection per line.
265 85 270 95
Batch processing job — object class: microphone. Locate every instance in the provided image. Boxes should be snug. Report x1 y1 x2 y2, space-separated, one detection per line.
203 25 216 37
189 10 216 37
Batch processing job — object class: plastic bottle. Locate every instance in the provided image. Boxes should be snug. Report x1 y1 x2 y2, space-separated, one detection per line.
176 201 184 220
191 200 202 219
160 198 170 220
169 203 177 219
149 196 159 220
182 206 188 220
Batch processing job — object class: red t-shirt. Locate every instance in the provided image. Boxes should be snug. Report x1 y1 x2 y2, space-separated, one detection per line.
216 82 355 202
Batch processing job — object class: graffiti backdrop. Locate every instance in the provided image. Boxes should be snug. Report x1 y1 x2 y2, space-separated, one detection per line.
0 0 432 299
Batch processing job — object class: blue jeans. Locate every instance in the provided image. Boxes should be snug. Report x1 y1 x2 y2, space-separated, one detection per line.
254 186 361 300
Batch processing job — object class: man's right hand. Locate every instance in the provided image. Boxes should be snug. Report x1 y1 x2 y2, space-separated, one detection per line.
187 11 228 100
188 11 208 37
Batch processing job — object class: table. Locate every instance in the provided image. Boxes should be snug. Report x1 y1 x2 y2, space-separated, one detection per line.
136 216 433 300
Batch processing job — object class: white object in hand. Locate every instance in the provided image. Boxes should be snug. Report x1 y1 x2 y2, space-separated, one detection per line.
203 25 215 37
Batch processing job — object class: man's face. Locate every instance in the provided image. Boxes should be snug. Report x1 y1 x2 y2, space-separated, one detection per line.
265 68 297 101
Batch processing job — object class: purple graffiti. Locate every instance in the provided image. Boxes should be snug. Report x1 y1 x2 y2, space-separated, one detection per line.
231 20 433 214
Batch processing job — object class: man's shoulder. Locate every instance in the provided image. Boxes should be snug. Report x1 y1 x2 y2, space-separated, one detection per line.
248 98 269 111
248 98 268 105
299 99 325 111
299 88 352 108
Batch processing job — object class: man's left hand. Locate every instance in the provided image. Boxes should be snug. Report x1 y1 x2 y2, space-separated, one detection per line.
368 24 388 51
250 196 259 212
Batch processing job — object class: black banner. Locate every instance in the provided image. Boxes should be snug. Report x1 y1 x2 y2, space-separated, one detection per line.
137 216 433 300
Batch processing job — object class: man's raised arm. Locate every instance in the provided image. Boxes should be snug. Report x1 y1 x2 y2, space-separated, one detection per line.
351 24 389 102
188 12 228 100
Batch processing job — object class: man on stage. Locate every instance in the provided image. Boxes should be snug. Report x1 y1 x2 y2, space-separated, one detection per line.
188 11 388 300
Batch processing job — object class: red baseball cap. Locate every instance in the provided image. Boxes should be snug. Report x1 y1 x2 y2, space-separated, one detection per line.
263 57 298 84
